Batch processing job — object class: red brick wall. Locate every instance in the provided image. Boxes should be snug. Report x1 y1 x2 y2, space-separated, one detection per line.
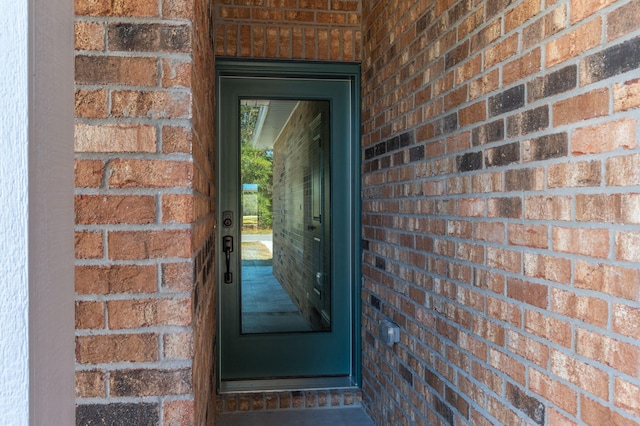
74 0 200 423
361 0 640 424
215 0 362 61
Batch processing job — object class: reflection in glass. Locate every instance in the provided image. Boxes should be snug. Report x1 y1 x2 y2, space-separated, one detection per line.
240 99 331 334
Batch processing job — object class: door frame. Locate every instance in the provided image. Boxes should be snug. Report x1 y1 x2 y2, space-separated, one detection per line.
215 59 362 391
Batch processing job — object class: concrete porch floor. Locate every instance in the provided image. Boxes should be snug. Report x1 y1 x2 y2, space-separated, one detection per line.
215 407 374 425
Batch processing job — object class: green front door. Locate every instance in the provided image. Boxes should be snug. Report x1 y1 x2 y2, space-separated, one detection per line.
216 61 360 386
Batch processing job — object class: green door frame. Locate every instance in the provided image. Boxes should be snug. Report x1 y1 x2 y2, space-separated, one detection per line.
215 59 362 389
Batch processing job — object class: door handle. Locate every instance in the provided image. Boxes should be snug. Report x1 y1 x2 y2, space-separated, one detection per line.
223 235 233 283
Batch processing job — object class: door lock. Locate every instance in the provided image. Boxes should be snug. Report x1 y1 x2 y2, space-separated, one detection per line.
222 211 233 228
223 235 233 284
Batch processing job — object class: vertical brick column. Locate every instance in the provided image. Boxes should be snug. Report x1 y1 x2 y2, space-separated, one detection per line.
361 0 640 424
74 0 200 423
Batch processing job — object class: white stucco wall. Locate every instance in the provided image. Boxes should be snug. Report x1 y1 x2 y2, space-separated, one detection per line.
0 0 74 424
0 0 30 422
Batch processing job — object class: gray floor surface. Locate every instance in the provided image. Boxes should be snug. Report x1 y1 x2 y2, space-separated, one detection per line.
215 407 374 426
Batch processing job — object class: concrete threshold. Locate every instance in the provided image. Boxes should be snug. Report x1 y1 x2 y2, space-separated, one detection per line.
215 407 374 426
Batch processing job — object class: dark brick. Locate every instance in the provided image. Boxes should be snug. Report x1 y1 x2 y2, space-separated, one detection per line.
380 156 391 169
445 40 469 69
485 142 520 168
410 145 425 162
487 0 516 18
489 85 525 117
76 403 159 426
362 239 370 251
528 65 577 103
399 364 413 386
523 133 568 162
375 256 386 271
110 368 191 397
417 13 429 33
108 23 191 53
387 136 400 152
491 197 522 218
449 0 473 26
399 131 414 147
506 382 545 425
507 106 549 137
435 113 458 136
446 386 470 419
371 295 381 310
457 151 483 172
425 366 444 394
75 56 157 86
472 119 504 146
374 141 387 158
435 397 455 426
427 16 448 41
364 146 376 160
580 36 640 85
505 168 539 191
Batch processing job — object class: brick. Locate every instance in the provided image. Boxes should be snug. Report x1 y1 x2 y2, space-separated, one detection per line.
615 231 640 262
522 133 568 163
75 89 107 118
75 159 104 188
528 65 577 103
570 0 616 24
607 154 640 186
489 348 525 385
505 0 541 33
110 368 191 397
581 395 631 426
75 231 103 259
108 230 191 260
163 399 194 426
505 382 545 425
580 36 640 85
488 197 522 218
524 252 571 283
162 58 192 88
75 195 156 225
503 48 541 86
76 404 159 426
472 172 503 193
546 18 601 67
163 0 193 19
75 123 157 153
75 265 157 295
458 198 486 217
552 289 608 327
163 126 192 154
76 370 106 398
577 193 640 223
506 106 549 137
504 167 545 191
75 21 104 51
109 159 192 188
75 0 158 16
456 152 482 172
76 301 104 329
111 90 191 119
474 222 505 243
551 350 609 400
108 23 191 53
508 277 548 308
75 55 157 86
614 78 640 111
547 408 579 425
76 334 159 364
607 0 640 41
523 195 569 220
485 34 519 69
575 260 640 301
459 101 486 126
553 88 609 126
486 296 521 326
487 247 521 274
472 119 504 146
162 262 193 292
553 227 609 258
164 332 194 359
485 142 520 168
612 303 640 339
614 378 640 417
162 194 194 223
489 85 524 117
525 309 572 347
469 69 500 100
529 369 577 415
508 223 547 248
523 5 567 50
108 298 191 329
549 161 601 188
576 327 639 375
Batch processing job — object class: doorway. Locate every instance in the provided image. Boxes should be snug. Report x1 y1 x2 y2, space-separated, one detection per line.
216 61 361 391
